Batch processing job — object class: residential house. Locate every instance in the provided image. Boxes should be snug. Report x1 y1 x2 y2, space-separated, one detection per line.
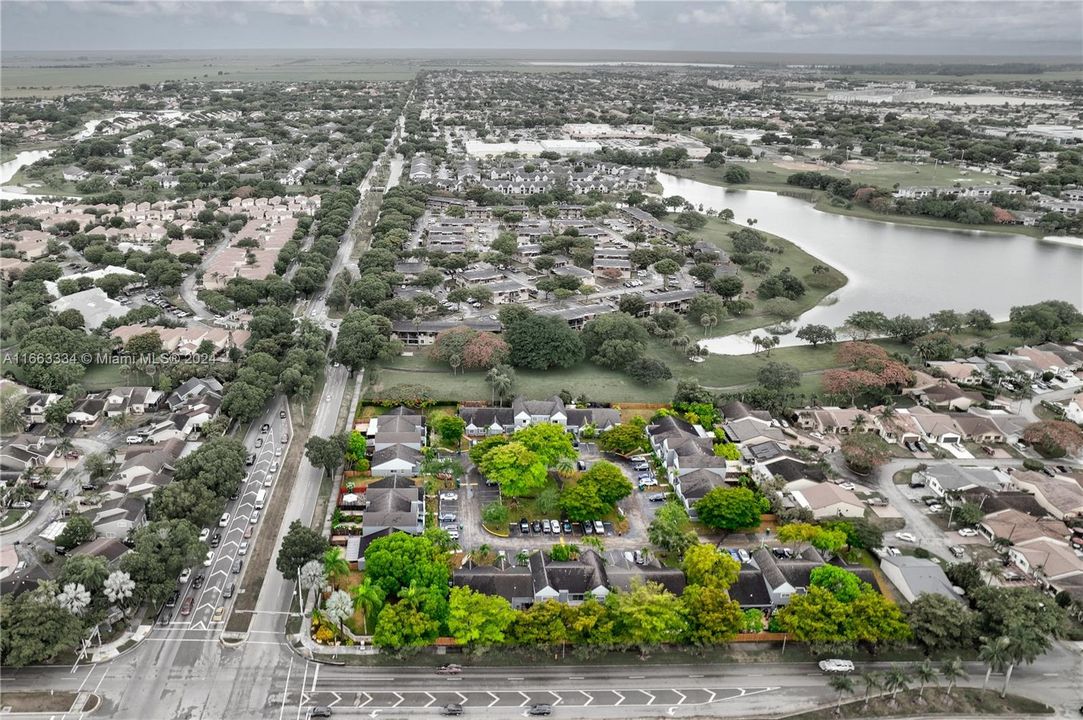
104 387 163 417
747 547 876 607
1009 470 1083 520
979 508 1071 545
786 480 865 519
66 394 107 428
0 433 58 482
879 555 964 603
23 392 63 426
370 445 424 477
361 477 425 537
81 496 144 539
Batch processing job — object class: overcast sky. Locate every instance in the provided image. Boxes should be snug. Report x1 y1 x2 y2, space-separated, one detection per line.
3 1 1080 57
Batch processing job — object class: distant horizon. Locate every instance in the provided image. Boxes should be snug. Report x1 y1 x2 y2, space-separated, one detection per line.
3 1 1079 57
3 47 1080 65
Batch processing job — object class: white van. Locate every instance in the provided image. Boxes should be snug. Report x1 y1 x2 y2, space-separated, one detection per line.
126 436 142 444
218 512 231 527
254 489 266 511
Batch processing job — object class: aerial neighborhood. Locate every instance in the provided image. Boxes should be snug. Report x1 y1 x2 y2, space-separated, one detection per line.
0 20 1081 720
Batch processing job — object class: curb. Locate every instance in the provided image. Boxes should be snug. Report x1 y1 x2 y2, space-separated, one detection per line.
0 510 37 536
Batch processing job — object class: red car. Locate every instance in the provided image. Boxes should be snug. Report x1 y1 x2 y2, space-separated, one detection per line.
244 525 253 539
180 597 194 617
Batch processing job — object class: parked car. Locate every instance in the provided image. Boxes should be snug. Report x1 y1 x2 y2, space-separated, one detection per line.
648 492 667 502
279 409 287 419
179 568 192 583
582 521 593 535
593 520 605 534
441 704 464 716
562 520 573 533
223 583 236 599
527 705 552 716
541 519 551 534
239 542 249 556
440 492 458 501
212 606 225 623
203 551 214 567
260 424 270 434
165 590 179 608
180 597 194 617
436 664 462 675
193 575 204 589
949 545 966 558
438 513 457 523
232 560 243 574
894 532 917 543
309 708 332 718
957 528 978 537
633 463 650 472
838 482 856 491
199 528 210 542
531 520 542 534
519 518 530 533
255 438 264 449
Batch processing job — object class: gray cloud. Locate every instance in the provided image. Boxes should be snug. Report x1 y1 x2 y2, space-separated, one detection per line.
2 0 1079 55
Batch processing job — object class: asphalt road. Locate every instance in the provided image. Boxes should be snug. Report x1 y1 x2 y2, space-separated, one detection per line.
4 641 1081 720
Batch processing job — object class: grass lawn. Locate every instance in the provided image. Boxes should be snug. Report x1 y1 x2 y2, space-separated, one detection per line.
788 687 1052 720
0 509 28 528
0 692 83 714
80 364 153 390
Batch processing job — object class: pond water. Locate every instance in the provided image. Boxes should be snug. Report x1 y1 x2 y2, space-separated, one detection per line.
657 173 1083 355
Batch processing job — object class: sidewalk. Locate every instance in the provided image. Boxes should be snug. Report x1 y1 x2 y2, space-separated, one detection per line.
89 622 153 663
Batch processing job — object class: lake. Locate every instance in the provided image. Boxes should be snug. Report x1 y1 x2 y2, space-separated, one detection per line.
657 173 1083 355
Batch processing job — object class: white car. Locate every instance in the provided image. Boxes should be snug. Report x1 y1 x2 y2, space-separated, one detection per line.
957 528 979 537
198 528 210 543
818 659 855 674
203 551 214 567
894 532 917 543
838 482 856 491
179 568 192 583
238 542 249 556
439 492 458 501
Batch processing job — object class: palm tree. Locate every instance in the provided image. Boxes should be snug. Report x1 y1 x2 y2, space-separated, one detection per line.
323 589 352 633
104 571 135 608
860 672 883 708
322 547 350 590
752 336 763 354
914 659 938 699
698 313 718 337
350 577 384 634
979 635 1012 692
485 366 513 406
555 456 576 479
828 675 855 714
57 583 91 615
884 665 910 705
940 657 967 698
299 560 327 614
670 335 691 351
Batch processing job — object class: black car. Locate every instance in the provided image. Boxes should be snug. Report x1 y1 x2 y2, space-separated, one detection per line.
223 582 236 599
531 520 543 534
210 533 221 548
165 590 179 608
441 704 463 716
519 518 530 533
562 520 573 533
192 575 205 589
261 424 270 434
308 707 332 718
527 705 552 716
279 409 287 419
232 559 243 574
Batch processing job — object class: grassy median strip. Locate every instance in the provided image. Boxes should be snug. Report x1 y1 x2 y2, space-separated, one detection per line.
0 691 84 713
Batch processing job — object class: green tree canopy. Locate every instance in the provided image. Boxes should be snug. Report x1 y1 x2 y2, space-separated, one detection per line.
694 487 764 531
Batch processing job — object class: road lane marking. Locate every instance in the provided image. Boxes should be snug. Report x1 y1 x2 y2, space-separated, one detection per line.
673 689 686 705
278 655 295 720
310 664 320 691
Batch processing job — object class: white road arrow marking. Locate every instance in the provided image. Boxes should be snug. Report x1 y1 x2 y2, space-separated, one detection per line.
614 691 626 706
518 692 530 707
391 692 403 708
705 690 717 703
485 692 497 707
643 690 656 705
674 689 687 705
667 707 678 716
358 693 372 708
422 692 435 707
583 692 594 706
327 692 340 707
